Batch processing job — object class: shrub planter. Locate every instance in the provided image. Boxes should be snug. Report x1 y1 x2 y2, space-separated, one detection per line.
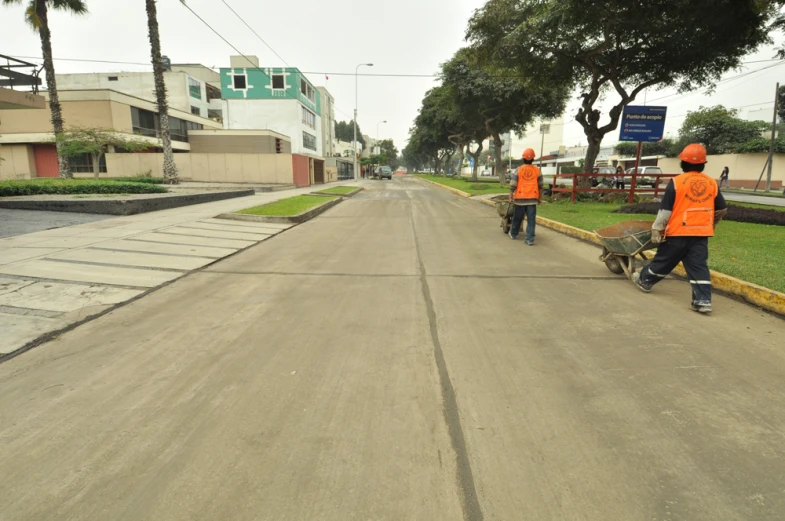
216 196 342 224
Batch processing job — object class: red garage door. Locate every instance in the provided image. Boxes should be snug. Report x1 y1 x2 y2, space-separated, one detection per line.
33 145 59 177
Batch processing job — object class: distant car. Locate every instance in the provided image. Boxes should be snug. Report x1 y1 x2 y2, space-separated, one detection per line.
625 166 664 187
375 166 393 180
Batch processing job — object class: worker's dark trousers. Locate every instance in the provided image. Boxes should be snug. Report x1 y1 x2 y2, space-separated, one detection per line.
639 236 712 305
510 204 536 242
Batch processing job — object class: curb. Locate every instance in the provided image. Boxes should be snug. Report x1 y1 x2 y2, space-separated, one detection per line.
0 189 255 216
416 177 472 198
313 187 364 198
216 196 342 224
477 198 785 317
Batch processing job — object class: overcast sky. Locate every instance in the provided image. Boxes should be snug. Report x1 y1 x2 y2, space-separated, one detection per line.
3 0 784 152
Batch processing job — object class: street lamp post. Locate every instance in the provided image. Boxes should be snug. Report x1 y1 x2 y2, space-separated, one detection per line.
354 63 373 180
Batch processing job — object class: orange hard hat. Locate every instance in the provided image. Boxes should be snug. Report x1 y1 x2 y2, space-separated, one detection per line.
678 143 708 164
522 148 536 160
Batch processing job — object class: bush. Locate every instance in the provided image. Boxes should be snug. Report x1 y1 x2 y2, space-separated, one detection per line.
560 166 582 174
0 179 168 197
618 202 785 226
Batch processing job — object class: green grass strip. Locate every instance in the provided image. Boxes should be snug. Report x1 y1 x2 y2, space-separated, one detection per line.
237 195 337 217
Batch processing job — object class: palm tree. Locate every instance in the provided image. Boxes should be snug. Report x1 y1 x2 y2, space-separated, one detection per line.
3 0 88 178
144 0 178 184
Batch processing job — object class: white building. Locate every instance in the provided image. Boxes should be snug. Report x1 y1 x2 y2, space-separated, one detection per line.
55 65 223 123
316 86 335 158
501 116 566 161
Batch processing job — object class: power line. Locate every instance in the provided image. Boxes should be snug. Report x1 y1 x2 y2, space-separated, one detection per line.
219 0 289 67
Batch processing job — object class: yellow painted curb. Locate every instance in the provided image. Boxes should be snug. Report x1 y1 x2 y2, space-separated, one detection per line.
415 177 472 198
477 198 785 317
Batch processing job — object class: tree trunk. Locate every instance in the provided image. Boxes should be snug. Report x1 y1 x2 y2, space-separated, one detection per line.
92 153 100 179
492 131 506 185
36 2 70 179
145 0 178 184
469 142 483 182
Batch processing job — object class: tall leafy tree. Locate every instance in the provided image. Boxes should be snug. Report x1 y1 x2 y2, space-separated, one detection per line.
676 105 767 155
411 86 458 175
334 120 366 148
145 0 179 183
440 48 569 183
377 139 399 168
468 0 782 172
4 0 88 178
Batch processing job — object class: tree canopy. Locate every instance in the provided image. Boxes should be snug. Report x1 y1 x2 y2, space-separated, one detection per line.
467 0 782 172
677 106 768 155
55 127 157 178
334 120 366 148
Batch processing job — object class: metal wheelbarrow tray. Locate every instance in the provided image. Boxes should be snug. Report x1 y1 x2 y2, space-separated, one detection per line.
491 195 517 234
594 220 657 279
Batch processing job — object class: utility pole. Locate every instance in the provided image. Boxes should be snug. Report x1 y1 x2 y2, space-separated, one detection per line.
766 82 779 192
539 123 550 169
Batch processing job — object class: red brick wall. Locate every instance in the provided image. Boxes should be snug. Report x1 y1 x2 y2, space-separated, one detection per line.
292 155 311 187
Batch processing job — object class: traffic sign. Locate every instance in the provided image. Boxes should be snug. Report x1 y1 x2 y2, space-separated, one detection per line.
619 105 667 142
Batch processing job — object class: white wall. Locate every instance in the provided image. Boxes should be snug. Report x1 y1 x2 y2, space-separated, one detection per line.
55 71 214 119
505 117 566 159
223 98 322 157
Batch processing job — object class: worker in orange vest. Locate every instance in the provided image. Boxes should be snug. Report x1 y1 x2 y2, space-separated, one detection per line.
508 148 543 245
632 144 728 314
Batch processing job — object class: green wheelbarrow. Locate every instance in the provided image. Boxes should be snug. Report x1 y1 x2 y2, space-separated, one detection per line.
492 195 522 235
595 220 657 280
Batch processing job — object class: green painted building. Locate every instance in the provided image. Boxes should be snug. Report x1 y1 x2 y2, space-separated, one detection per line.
220 66 321 116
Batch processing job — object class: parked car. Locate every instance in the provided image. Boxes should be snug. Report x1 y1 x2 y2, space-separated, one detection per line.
375 166 393 180
625 166 664 187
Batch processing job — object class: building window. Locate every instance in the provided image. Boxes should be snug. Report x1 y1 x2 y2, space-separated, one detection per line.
303 132 317 151
188 77 202 99
206 84 221 101
272 74 285 89
275 138 283 153
208 109 223 123
108 76 118 81
306 84 314 102
191 106 201 116
301 79 307 97
69 153 108 173
233 75 247 89
302 106 316 129
131 106 158 138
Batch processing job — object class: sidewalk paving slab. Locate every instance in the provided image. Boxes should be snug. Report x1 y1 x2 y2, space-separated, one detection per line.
162 226 273 242
47 249 216 271
129 232 254 250
0 259 180 288
95 240 235 258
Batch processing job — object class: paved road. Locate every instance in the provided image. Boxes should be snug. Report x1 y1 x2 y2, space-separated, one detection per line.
0 208 109 238
1 177 784 520
723 192 785 207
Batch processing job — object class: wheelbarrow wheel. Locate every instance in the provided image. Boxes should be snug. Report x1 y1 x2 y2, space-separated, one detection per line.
602 248 627 275
502 218 511 234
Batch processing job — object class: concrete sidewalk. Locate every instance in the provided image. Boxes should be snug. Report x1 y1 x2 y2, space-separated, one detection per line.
0 180 364 356
722 191 785 207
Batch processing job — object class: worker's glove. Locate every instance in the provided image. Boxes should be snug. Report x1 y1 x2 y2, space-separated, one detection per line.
651 229 663 244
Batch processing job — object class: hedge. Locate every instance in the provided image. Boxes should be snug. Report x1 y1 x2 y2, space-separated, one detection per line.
0 180 168 197
618 202 785 226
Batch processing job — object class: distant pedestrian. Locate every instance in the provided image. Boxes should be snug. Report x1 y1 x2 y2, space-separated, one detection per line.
509 148 543 246
633 144 728 314
719 166 730 189
615 165 626 190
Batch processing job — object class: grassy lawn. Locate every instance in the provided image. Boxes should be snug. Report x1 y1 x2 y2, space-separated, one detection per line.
316 186 358 195
722 188 783 198
538 201 785 293
0 179 167 197
415 174 509 196
237 195 337 216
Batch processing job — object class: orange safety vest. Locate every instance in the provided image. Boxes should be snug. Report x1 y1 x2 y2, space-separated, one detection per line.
665 171 718 237
514 164 540 200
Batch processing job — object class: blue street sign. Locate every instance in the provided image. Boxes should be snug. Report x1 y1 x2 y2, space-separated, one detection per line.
618 105 667 142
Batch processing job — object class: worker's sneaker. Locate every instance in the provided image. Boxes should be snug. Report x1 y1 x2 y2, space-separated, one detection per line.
691 302 713 314
509 231 516 240
525 240 534 246
632 272 652 293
